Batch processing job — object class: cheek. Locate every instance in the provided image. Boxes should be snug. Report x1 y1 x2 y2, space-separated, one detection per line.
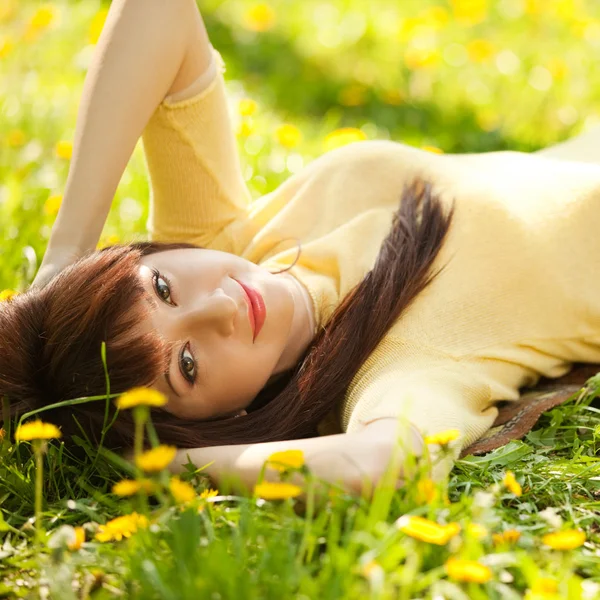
209 345 275 405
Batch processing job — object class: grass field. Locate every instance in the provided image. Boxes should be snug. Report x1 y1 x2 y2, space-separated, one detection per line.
2 0 600 598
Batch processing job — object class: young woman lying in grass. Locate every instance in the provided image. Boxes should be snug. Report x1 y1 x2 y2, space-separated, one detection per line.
2 0 600 495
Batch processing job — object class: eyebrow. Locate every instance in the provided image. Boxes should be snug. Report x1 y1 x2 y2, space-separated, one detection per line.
144 294 158 310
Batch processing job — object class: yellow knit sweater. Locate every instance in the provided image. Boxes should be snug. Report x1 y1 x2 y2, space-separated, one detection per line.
142 53 600 461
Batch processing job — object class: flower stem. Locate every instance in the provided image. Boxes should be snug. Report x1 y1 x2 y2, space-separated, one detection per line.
133 406 148 462
134 416 143 460
34 442 44 544
146 418 160 448
297 473 315 565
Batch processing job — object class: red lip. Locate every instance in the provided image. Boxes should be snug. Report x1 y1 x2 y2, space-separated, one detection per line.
236 280 266 341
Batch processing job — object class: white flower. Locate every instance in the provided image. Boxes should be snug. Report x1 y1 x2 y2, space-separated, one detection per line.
539 507 563 529
47 525 78 550
582 580 600 600
473 491 495 509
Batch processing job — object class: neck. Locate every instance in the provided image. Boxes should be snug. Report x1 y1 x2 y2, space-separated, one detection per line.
273 273 316 374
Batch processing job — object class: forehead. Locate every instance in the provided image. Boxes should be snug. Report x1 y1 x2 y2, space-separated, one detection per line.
139 249 183 266
139 247 237 267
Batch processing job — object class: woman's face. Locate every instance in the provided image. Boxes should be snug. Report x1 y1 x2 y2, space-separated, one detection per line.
137 248 302 420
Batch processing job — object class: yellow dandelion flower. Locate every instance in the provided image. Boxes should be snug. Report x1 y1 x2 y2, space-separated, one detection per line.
89 8 108 45
421 145 444 155
492 529 521 545
254 481 302 500
135 445 177 472
444 522 462 537
323 127 367 152
15 420 61 441
403 19 422 38
466 39 495 63
397 515 461 545
524 0 543 14
169 477 196 504
476 108 500 132
266 449 305 471
25 4 58 41
44 194 62 216
237 119 256 138
380 89 403 106
0 35 15 59
542 529 585 550
416 478 438 503
338 84 367 107
243 3 276 32
96 234 121 249
502 471 522 497
570 17 590 39
421 6 449 27
467 523 488 539
424 429 460 445
29 5 56 30
275 124 302 149
112 479 143 497
67 527 85 551
528 578 559 596
199 488 219 500
116 387 167 410
55 140 73 160
95 512 148 542
450 0 488 25
398 16 420 41
7 129 25 147
0 289 18 303
445 557 492 583
556 0 575 20
239 98 257 117
197 488 219 511
112 479 155 496
547 58 568 81
404 48 441 70
0 428 5 441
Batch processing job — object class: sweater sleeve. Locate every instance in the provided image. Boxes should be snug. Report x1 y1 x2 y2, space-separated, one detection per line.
344 340 499 479
142 50 251 247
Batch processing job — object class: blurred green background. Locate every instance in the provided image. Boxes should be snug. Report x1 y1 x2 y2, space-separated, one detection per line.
1 0 599 290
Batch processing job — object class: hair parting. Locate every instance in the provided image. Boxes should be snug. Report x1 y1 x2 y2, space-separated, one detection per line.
0 180 454 450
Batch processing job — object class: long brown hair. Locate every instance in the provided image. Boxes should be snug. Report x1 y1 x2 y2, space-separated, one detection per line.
0 181 454 449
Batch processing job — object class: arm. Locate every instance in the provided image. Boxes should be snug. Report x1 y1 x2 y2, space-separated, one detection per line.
345 355 499 481
172 418 425 497
34 0 213 286
535 125 600 165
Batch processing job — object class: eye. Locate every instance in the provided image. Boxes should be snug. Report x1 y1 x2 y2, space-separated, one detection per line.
152 269 174 305
180 344 196 384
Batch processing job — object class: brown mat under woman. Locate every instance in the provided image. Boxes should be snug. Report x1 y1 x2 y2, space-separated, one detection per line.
462 363 600 457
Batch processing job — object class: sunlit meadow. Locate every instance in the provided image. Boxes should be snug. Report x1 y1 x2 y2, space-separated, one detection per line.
1 0 600 598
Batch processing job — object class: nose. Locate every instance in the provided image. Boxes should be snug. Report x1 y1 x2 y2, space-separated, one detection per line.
181 288 238 337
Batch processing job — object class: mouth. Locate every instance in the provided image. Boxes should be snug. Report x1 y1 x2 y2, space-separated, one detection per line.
234 279 266 341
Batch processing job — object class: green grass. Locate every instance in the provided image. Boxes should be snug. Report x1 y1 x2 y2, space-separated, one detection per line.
2 0 600 597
